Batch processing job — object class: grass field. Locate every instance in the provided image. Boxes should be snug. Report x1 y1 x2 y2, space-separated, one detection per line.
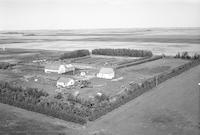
72 55 140 68
0 103 83 135
85 64 200 135
120 58 189 76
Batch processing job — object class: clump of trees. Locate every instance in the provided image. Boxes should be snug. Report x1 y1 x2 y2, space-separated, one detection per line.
92 48 153 57
193 53 200 60
60 50 90 60
174 52 200 60
0 62 15 69
0 82 87 124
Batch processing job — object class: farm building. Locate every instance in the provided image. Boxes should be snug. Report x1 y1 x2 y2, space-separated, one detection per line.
56 77 75 88
97 67 115 79
44 64 75 74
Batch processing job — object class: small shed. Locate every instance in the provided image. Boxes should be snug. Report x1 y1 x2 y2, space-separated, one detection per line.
56 77 75 88
97 67 115 79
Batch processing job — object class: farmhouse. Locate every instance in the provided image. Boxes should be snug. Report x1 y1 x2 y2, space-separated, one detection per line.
44 64 75 74
56 77 75 88
97 67 115 79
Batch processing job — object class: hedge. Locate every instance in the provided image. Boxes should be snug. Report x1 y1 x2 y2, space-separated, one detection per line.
92 48 153 57
0 82 87 124
60 49 90 60
116 56 162 69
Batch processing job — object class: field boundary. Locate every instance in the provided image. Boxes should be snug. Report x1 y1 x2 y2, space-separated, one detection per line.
116 56 162 69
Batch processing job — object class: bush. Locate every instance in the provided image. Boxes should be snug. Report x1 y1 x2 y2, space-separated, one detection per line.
174 51 200 60
60 50 90 60
193 53 200 60
181 52 191 59
0 62 14 69
92 48 153 57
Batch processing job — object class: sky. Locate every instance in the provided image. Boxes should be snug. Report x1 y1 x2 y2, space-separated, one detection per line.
0 0 200 30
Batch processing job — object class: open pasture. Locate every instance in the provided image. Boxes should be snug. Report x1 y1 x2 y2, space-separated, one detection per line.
119 58 189 77
72 55 140 68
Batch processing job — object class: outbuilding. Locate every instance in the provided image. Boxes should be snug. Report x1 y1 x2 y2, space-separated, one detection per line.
44 64 75 74
97 67 115 79
56 77 75 88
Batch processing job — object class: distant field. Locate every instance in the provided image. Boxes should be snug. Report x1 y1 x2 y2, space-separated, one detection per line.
0 28 200 55
120 58 189 76
72 55 140 68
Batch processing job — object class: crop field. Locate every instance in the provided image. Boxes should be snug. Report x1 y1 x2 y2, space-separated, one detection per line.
72 55 140 68
1 28 200 55
120 58 189 76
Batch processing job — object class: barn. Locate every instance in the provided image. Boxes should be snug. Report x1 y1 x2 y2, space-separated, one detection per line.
97 67 115 79
56 77 75 88
44 64 75 74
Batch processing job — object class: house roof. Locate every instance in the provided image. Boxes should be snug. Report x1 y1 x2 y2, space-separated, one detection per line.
99 67 114 74
57 77 74 83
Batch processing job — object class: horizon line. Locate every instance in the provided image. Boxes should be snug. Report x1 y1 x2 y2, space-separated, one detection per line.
1 26 200 32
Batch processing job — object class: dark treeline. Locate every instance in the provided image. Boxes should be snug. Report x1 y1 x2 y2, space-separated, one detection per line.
92 48 153 57
0 62 15 69
174 52 200 60
0 82 87 124
60 49 90 60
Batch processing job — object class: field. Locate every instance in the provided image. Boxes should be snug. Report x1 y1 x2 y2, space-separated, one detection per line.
1 28 200 55
0 103 83 135
72 58 189 98
71 55 141 68
0 48 190 98
85 63 200 135
0 63 199 135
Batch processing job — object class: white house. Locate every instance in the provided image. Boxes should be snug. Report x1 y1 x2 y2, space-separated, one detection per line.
44 64 75 74
56 77 75 88
97 67 115 79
